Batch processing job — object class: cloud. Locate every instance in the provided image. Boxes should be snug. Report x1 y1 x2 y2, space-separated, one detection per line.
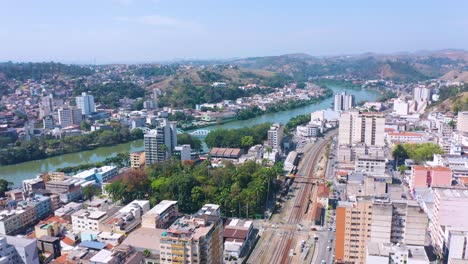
114 15 202 31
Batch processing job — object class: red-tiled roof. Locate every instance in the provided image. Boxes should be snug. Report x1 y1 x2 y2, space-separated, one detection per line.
224 228 248 239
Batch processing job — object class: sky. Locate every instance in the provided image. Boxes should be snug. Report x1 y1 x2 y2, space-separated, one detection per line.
1 0 467 63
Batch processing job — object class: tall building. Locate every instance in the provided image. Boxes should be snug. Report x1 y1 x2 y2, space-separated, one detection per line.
0 236 40 264
144 119 178 164
40 95 54 118
413 86 432 102
75 92 95 115
58 107 82 127
334 91 355 111
159 204 223 264
430 188 468 256
43 115 55 129
338 110 385 147
335 197 428 264
267 123 284 150
457 111 468 133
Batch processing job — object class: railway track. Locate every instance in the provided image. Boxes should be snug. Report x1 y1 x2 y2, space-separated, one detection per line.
248 131 337 264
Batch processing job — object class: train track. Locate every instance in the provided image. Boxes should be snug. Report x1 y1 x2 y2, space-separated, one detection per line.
248 131 337 264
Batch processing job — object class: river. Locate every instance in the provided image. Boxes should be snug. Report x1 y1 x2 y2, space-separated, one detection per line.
1 86 379 186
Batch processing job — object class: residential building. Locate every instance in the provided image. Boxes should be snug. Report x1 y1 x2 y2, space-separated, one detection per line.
430 188 468 255
129 151 145 168
22 178 45 196
223 218 254 261
71 209 110 233
159 204 223 264
1 236 40 264
410 166 452 190
58 107 82 127
334 91 355 111
267 123 284 150
75 92 95 115
413 86 432 102
20 194 52 221
43 115 55 129
338 110 385 147
457 111 468 133
173 144 192 162
387 132 424 143
393 98 409 115
99 200 150 234
144 119 178 164
0 206 35 235
355 155 387 177
366 242 430 264
142 200 178 229
336 197 428 264
37 236 61 261
35 221 60 238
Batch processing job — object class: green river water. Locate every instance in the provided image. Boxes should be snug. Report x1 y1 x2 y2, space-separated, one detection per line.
1 86 379 186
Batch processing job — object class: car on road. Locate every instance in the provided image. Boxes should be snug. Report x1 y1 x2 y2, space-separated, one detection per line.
321 260 326 264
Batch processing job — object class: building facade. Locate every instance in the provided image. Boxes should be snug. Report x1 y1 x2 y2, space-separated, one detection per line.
75 92 95 115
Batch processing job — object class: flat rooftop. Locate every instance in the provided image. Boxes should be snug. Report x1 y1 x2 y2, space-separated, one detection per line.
145 200 177 216
121 227 165 251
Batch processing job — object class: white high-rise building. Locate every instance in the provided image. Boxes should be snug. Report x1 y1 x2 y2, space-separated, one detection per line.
75 92 95 115
58 107 82 127
334 92 355 111
413 86 432 102
338 110 385 146
267 123 284 150
144 119 178 164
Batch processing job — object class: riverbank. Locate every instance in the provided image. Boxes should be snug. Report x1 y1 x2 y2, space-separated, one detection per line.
1 85 379 186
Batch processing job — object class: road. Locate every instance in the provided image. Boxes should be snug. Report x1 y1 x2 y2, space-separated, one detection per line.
247 130 337 264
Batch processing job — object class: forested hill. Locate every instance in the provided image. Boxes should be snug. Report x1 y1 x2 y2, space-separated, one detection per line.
0 62 93 80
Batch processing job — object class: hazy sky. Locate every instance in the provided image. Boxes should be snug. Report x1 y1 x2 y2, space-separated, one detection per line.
1 0 467 63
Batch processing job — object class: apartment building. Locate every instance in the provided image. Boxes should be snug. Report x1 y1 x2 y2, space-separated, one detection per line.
336 197 428 264
144 118 178 164
71 209 109 233
410 166 452 190
159 204 223 264
0 206 35 235
58 107 82 127
129 151 145 168
457 111 468 133
355 155 387 177
0 236 40 264
337 109 385 162
267 123 284 150
75 92 95 115
430 188 468 255
142 200 178 229
334 91 355 112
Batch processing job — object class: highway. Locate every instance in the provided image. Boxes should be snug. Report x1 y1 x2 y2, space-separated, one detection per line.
247 130 337 264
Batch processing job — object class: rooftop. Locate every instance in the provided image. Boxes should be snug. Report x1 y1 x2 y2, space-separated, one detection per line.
145 200 177 216
121 227 165 251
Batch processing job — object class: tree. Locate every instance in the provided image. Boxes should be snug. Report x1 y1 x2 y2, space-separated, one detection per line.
177 133 202 151
0 179 12 197
143 249 151 258
82 185 101 201
240 136 254 150
398 165 409 174
80 121 91 131
392 144 408 168
448 120 456 129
